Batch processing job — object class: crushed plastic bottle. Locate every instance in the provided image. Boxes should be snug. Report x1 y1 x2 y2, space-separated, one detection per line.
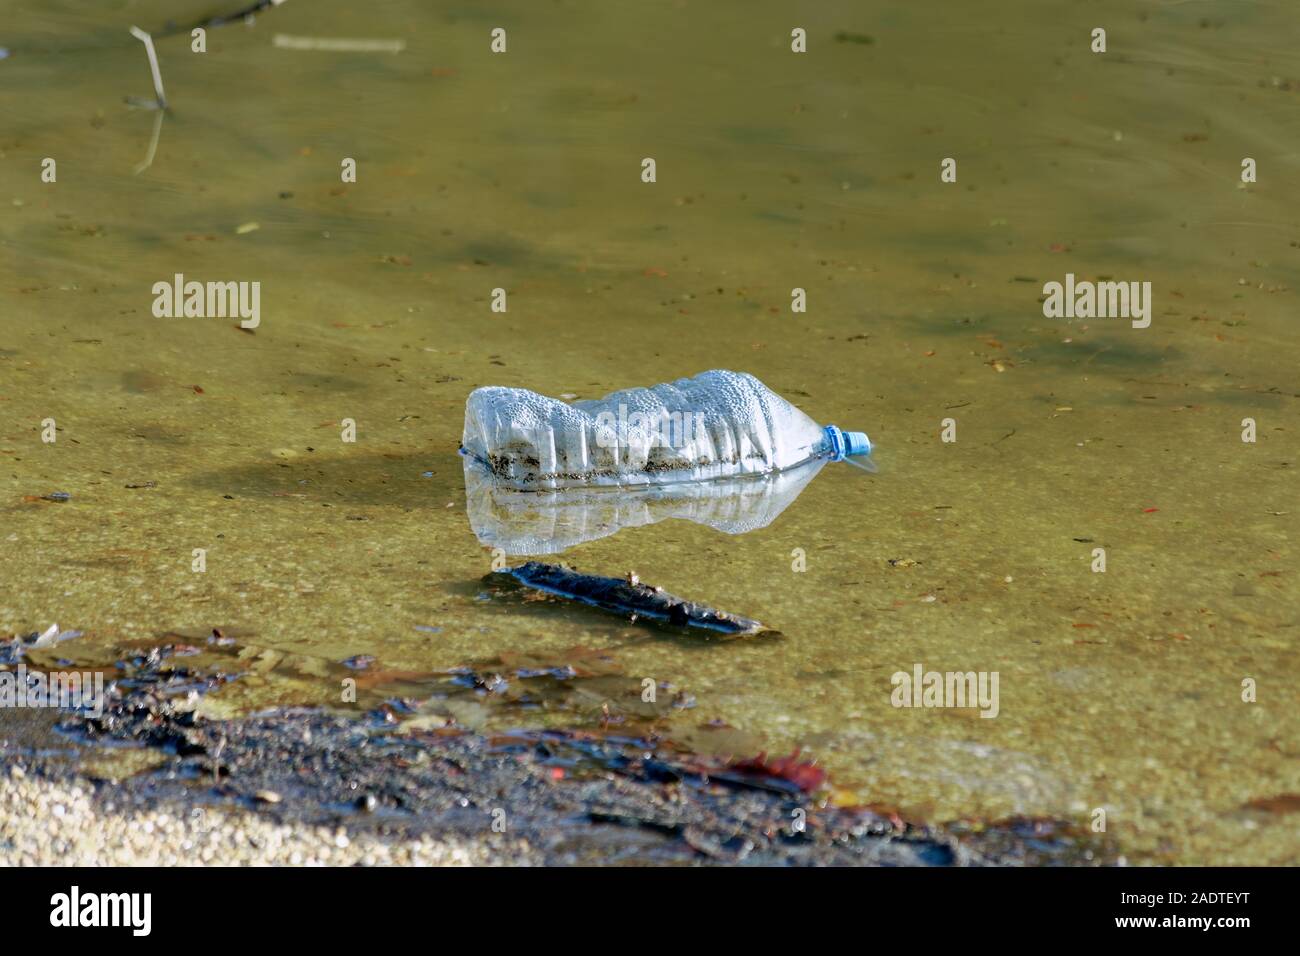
460 369 872 491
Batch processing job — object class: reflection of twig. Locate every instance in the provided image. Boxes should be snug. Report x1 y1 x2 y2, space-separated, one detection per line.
128 26 166 109
134 109 165 175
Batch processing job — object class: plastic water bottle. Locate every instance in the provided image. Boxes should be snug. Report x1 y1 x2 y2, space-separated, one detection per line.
460 369 872 491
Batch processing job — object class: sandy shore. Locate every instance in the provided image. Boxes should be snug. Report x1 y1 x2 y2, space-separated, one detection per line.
0 766 530 866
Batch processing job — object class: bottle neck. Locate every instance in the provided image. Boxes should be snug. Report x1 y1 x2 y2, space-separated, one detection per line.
822 425 847 461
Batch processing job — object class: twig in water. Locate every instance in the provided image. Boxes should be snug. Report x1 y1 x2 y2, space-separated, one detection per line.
272 34 405 54
124 3 293 175
126 26 168 174
127 26 166 109
163 0 290 37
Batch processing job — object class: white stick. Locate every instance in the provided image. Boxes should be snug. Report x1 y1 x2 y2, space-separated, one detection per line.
128 25 166 109
272 34 405 54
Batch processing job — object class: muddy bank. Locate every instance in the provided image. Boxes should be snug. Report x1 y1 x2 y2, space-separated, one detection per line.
2 639 1116 866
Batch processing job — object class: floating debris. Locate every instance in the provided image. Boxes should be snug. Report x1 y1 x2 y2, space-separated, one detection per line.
125 26 167 174
31 623 61 648
722 751 828 795
164 0 291 36
273 34 406 54
1242 793 1300 814
127 26 166 109
489 562 771 637
2 624 84 664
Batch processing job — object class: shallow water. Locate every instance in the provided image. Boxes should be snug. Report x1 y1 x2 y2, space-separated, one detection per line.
1 1 1297 863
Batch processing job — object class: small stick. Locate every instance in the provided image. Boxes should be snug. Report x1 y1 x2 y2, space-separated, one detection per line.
128 25 166 109
272 34 405 54
166 0 289 36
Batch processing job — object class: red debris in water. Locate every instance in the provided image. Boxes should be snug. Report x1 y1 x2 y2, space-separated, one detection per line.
1142 507 1159 513
727 751 827 793
1243 793 1300 814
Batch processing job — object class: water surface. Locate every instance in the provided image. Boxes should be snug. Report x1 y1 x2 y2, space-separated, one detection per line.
1 0 1297 863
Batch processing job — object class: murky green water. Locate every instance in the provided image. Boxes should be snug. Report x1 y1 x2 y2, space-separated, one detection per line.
2 1 1297 864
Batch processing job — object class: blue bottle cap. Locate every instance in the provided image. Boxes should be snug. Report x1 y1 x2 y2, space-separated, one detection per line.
823 425 873 461
843 430 872 457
